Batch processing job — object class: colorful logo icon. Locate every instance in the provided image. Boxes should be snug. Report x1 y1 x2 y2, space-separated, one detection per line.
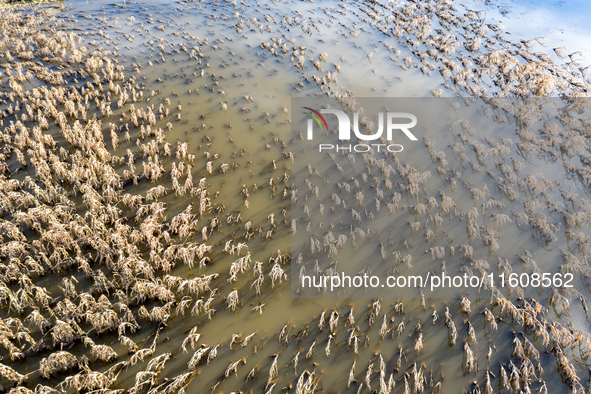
303 107 328 131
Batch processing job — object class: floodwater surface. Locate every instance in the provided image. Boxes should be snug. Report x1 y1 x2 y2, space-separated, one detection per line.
1 0 591 393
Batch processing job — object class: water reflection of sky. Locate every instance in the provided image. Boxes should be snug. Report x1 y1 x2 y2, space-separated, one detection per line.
465 0 591 61
69 0 591 89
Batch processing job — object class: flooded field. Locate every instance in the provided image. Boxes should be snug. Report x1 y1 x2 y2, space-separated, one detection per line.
0 0 591 393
